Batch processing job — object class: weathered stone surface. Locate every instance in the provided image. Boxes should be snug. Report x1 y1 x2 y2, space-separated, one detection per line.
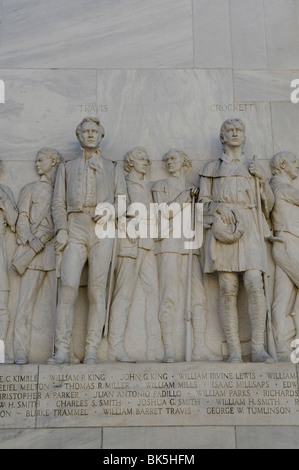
193 0 232 69
102 425 236 449
0 427 102 449
0 0 194 69
0 363 298 429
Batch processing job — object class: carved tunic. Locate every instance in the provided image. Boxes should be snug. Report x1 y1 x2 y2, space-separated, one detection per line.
199 153 274 273
16 176 55 271
270 174 299 287
125 172 156 251
0 185 18 290
152 173 199 255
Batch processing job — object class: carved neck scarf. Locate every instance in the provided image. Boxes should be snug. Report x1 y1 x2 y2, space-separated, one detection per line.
82 149 103 172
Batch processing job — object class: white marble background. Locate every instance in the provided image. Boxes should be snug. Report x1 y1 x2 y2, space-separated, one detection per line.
0 0 298 363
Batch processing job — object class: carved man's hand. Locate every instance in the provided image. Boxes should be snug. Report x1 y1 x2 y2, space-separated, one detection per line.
216 205 236 225
93 209 112 225
55 229 68 253
29 236 44 254
189 186 199 198
249 157 265 181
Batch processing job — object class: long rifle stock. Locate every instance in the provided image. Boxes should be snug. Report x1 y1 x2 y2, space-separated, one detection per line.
185 194 195 362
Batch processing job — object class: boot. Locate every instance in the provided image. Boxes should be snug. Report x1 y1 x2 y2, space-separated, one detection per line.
248 291 275 363
160 322 175 363
108 350 136 363
14 350 28 365
192 317 222 361
47 285 77 364
219 294 242 363
47 348 70 365
83 346 99 364
0 319 8 341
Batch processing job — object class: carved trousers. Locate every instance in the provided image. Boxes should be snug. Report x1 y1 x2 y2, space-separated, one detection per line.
219 270 267 357
0 291 9 340
157 253 208 356
108 248 160 359
14 269 49 357
54 213 113 357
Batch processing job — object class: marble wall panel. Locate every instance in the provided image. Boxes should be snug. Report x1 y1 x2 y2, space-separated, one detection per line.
193 0 232 69
0 0 193 69
0 72 276 172
264 0 299 70
102 426 236 449
0 69 97 161
233 70 299 103
96 69 273 164
229 0 268 69
270 101 299 157
236 426 299 449
0 428 102 449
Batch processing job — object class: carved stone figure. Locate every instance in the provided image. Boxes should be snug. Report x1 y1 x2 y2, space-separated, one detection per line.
152 148 220 363
12 148 61 364
47 117 127 365
199 118 275 363
270 151 299 361
0 164 18 359
108 147 161 362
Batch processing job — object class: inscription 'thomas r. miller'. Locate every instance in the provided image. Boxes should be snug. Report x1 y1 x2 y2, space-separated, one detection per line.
0 365 298 427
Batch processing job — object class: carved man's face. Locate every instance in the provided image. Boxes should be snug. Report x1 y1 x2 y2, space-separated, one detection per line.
222 123 245 149
284 154 298 180
132 148 149 175
36 153 53 176
164 152 185 174
78 121 102 150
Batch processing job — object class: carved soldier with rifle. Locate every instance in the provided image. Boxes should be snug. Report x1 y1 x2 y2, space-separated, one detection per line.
13 148 61 364
108 147 161 362
152 148 220 363
199 118 275 363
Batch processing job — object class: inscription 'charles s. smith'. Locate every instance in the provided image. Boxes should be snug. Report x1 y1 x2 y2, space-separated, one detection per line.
0 366 298 426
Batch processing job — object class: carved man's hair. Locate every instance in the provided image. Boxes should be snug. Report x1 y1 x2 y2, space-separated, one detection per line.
124 147 151 172
37 148 62 166
270 151 296 175
162 148 192 169
75 116 105 140
220 118 246 151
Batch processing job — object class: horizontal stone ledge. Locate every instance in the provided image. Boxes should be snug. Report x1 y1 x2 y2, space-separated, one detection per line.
0 362 297 428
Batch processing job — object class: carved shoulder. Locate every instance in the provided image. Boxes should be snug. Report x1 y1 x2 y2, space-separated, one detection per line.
198 159 221 178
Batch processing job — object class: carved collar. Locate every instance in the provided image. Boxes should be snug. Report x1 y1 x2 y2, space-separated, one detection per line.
220 152 244 164
81 148 103 172
126 170 149 189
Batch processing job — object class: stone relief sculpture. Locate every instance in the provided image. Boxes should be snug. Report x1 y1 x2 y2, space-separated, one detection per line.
199 118 275 364
3 118 297 366
108 147 161 362
47 117 127 365
270 152 299 362
0 164 18 362
152 149 220 363
12 148 61 364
